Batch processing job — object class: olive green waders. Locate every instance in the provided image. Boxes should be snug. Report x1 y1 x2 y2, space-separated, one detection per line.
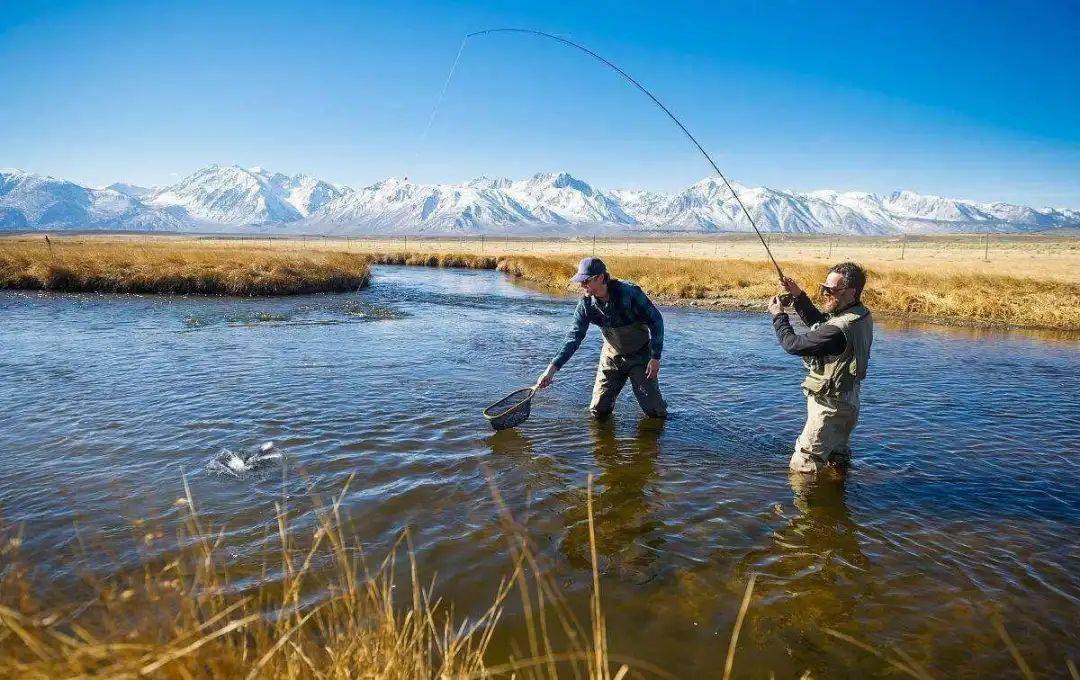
590 321 667 419
791 304 873 473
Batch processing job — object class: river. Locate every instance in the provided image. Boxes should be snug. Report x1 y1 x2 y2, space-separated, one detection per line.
1 265 1077 677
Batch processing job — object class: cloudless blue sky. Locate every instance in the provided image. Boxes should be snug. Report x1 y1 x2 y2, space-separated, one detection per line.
1 0 1077 206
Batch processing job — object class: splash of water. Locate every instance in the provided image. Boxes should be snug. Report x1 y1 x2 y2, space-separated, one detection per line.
207 441 286 478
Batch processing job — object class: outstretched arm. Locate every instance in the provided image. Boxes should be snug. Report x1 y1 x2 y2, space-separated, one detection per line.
550 300 590 369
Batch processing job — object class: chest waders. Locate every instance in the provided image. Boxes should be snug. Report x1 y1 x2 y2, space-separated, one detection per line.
600 321 651 357
790 304 874 474
589 308 667 419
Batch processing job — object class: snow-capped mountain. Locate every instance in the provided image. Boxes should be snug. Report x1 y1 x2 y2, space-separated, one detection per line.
308 172 1079 235
307 172 634 233
0 169 185 231
2 164 1077 235
147 165 348 226
311 177 537 232
148 165 299 225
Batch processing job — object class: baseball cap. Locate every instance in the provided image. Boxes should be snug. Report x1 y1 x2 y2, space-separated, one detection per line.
570 257 607 283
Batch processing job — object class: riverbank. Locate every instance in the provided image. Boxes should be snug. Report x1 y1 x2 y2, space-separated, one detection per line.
2 235 1076 330
0 239 370 295
372 251 1080 332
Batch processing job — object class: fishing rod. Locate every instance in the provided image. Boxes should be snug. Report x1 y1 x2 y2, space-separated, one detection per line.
447 28 785 279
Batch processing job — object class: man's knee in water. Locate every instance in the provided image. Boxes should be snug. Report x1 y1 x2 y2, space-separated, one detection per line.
589 408 613 421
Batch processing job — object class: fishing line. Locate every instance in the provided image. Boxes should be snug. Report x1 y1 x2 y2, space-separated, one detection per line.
423 27 785 278
412 37 468 177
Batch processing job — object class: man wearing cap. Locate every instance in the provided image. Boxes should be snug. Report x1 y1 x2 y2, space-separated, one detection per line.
536 257 667 419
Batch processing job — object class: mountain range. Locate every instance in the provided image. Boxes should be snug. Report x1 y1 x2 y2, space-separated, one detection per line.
2 164 1077 235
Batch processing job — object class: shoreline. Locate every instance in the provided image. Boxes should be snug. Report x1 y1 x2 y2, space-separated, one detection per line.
370 252 1080 335
2 237 1077 333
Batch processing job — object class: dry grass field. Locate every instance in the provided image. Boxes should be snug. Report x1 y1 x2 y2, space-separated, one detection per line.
191 231 1080 282
2 233 1078 330
0 237 370 295
370 244 1080 332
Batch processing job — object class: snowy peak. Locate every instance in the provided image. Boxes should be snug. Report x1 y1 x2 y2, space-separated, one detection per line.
148 165 349 225
0 168 185 231
311 177 537 233
150 165 301 225
264 172 349 216
306 170 639 233
2 164 1077 235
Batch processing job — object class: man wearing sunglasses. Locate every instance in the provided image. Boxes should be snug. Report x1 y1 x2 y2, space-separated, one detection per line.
536 257 667 420
767 262 873 474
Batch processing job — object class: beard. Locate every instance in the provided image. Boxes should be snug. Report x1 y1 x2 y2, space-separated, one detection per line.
822 297 839 312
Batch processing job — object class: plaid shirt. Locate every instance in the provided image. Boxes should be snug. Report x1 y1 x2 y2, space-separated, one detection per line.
551 279 664 368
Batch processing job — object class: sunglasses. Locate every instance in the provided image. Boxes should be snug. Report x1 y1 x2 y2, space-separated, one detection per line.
579 275 600 287
819 283 846 296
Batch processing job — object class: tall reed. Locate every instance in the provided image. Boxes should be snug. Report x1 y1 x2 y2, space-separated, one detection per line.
0 474 652 678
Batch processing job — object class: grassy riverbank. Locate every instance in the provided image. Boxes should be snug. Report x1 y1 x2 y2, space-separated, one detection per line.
372 251 1080 332
1 235 1077 329
0 239 370 295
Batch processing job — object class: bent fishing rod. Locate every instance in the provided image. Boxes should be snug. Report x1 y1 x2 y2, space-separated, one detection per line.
450 28 785 279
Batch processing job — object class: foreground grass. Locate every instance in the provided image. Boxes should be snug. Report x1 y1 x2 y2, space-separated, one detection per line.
0 477 622 679
0 239 370 295
373 251 1080 331
1 477 1061 679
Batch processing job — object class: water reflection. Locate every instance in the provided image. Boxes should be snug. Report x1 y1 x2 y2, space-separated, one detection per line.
562 418 666 584
484 428 535 458
739 474 872 663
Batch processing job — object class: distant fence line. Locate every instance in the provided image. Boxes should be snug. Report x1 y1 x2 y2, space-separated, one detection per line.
187 230 1065 264
9 230 1074 264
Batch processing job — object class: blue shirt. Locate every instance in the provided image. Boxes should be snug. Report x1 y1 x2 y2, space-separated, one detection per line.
551 279 664 368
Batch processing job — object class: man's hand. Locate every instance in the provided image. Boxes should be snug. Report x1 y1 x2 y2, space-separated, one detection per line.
645 358 660 381
536 364 558 389
767 295 785 316
779 276 803 298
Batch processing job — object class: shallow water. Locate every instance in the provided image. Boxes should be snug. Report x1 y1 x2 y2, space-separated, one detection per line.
1 265 1077 677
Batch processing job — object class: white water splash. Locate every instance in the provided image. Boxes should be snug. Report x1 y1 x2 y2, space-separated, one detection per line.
208 441 285 478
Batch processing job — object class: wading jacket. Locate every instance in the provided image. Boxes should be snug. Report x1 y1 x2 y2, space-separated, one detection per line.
773 293 873 397
551 279 664 368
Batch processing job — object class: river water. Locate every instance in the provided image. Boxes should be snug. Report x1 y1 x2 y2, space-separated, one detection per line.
1 265 1077 677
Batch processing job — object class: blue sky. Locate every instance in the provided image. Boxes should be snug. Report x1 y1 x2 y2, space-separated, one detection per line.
1 0 1077 206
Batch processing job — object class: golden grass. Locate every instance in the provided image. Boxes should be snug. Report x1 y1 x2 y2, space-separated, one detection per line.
372 251 1080 331
260 232 1080 284
2 235 1077 329
0 475 620 679
0 239 370 296
0 475 1064 678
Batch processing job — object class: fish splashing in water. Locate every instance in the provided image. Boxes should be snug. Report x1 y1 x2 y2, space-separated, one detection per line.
208 441 285 478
